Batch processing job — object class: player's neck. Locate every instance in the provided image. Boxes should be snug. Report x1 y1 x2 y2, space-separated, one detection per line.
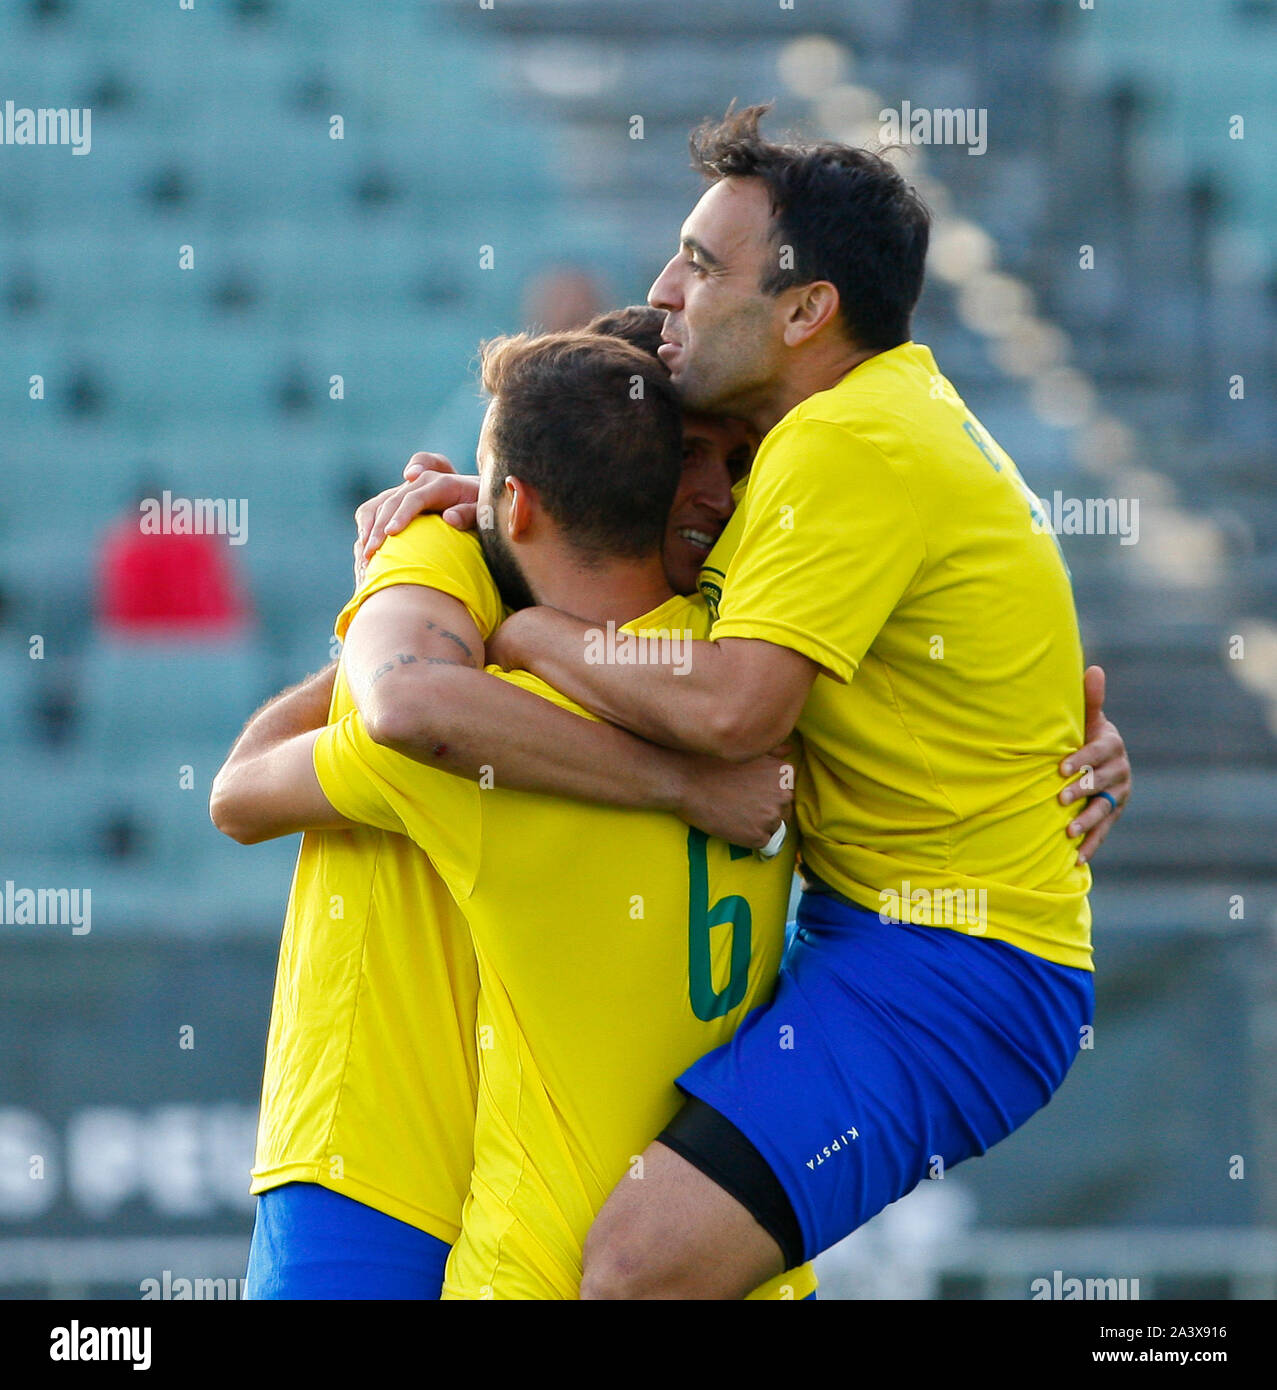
749 341 884 436
529 551 674 629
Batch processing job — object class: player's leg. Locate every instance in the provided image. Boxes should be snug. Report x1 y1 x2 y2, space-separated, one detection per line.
580 1132 789 1300
244 1182 451 1300
581 892 1094 1300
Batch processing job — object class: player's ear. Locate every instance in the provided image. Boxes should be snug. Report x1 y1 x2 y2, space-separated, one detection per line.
782 280 840 348
505 476 536 539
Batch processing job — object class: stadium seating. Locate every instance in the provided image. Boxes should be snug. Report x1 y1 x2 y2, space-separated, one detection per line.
0 0 1272 1293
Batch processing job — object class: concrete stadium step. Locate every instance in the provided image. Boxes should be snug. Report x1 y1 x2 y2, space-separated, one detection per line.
1087 770 1277 877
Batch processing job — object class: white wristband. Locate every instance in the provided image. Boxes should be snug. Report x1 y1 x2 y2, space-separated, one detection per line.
757 821 788 860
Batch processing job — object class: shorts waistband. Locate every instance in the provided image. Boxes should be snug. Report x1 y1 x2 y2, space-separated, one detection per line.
798 869 879 917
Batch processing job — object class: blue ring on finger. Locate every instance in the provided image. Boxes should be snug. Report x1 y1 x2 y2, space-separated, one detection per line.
1091 790 1118 814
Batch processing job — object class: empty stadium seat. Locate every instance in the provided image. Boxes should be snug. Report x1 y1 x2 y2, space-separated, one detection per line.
76 638 270 761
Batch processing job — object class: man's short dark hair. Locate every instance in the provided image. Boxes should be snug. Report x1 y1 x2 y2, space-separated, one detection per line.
586 305 666 363
690 103 930 350
479 330 683 561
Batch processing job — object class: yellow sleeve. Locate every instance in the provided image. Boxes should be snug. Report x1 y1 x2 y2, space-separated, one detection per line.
313 709 482 899
712 419 926 683
335 515 505 644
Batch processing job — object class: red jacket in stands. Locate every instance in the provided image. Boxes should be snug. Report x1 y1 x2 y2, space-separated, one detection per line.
97 520 251 635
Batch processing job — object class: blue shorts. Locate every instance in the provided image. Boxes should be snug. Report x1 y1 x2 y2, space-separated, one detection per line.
244 1182 452 1300
677 890 1094 1263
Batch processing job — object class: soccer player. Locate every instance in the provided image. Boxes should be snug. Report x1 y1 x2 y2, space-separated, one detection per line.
462 106 1126 1298
215 537 490 1299
213 330 815 1299
211 330 787 1301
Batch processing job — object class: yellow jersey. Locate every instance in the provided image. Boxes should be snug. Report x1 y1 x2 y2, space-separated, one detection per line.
250 517 503 1242
704 342 1092 970
314 593 818 1301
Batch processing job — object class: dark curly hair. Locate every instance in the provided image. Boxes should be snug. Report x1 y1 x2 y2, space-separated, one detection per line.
585 305 667 362
479 330 682 562
690 103 931 350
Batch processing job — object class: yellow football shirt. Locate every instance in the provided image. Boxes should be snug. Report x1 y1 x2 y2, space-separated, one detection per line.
703 342 1092 970
251 516 503 1243
314 593 818 1301
696 474 749 624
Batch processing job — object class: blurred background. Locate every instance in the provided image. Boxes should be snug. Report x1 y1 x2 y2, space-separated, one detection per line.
0 0 1273 1300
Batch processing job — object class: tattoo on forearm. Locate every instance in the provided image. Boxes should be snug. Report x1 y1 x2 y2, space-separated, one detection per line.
368 650 469 687
370 653 413 684
424 620 476 665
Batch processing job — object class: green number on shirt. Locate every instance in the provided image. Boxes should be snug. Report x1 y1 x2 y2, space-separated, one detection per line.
686 828 753 1021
